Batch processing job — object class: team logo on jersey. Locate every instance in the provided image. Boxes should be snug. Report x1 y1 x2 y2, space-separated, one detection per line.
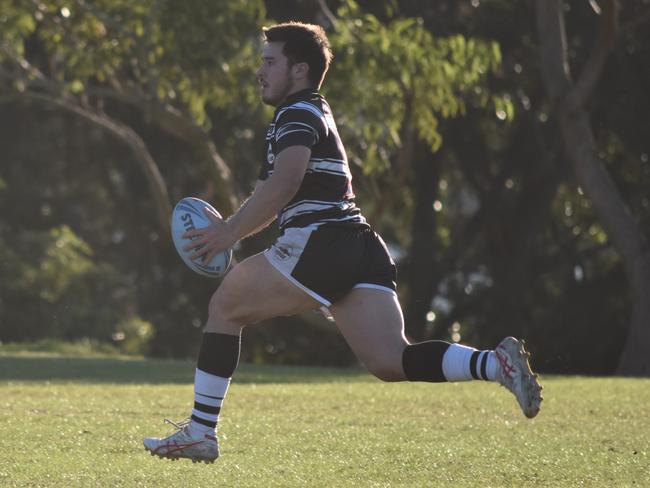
267 144 274 165
273 245 290 261
266 123 275 165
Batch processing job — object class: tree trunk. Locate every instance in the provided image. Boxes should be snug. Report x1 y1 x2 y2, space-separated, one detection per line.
561 111 650 374
403 140 441 341
536 0 650 375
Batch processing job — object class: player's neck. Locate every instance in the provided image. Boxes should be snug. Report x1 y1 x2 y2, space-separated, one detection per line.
277 83 314 106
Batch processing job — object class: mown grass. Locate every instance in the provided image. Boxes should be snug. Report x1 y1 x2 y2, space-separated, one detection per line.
1 353 648 487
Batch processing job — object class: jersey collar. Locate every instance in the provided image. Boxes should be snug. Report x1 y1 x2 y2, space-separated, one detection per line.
279 88 319 108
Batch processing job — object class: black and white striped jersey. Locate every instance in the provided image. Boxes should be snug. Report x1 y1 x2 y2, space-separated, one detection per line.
259 88 366 231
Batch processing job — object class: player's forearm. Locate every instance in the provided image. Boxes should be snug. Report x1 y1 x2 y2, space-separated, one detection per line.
227 194 274 239
226 175 298 242
243 218 276 239
227 146 310 242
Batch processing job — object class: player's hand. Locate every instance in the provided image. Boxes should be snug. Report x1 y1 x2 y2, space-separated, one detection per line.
182 206 236 263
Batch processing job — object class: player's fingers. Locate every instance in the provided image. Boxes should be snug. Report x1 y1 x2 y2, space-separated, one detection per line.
182 228 202 239
183 238 206 253
189 245 209 261
202 248 218 264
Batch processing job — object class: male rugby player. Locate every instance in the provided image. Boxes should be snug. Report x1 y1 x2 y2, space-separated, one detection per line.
144 22 542 463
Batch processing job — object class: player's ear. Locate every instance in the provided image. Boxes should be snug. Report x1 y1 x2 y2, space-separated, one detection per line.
291 61 309 81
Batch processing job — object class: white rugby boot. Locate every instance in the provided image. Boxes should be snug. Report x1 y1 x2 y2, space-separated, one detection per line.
495 336 543 418
143 419 219 463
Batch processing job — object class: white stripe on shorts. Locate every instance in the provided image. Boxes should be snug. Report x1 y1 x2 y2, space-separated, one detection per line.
264 252 332 307
263 225 332 307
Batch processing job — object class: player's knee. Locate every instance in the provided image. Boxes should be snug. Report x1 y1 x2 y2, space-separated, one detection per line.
208 287 250 327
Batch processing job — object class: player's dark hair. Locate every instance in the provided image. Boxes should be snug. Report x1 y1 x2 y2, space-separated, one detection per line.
262 22 332 89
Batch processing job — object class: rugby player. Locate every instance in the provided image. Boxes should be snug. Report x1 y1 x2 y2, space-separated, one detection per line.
144 22 542 463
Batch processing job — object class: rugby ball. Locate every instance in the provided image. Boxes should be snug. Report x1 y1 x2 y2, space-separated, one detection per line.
171 197 232 278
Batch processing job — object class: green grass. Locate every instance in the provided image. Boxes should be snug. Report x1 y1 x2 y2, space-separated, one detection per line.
1 353 648 487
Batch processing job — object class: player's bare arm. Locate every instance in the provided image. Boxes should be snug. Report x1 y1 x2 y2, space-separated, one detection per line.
192 182 280 253
227 180 275 239
183 145 311 263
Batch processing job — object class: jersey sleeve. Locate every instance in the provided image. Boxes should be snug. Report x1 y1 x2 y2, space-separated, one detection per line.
274 104 329 153
258 143 271 181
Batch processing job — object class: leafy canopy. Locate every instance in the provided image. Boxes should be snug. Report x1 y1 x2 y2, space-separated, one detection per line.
327 0 509 174
0 0 265 125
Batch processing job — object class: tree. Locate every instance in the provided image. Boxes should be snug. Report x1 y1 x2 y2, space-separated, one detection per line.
0 0 267 356
535 0 650 375
0 0 265 230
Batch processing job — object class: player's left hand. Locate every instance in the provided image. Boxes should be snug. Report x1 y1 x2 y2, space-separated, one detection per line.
182 206 236 263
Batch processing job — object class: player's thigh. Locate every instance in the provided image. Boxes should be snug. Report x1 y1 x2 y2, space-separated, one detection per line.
209 252 321 326
329 288 408 381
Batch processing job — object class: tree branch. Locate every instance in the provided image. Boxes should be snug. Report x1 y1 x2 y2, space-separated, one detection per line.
85 86 241 212
535 0 617 113
1 44 47 82
316 0 338 31
565 0 617 112
534 0 573 102
13 91 172 232
2 42 239 214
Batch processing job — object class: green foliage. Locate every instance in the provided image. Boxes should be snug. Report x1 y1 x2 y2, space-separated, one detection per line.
112 316 154 355
328 0 507 174
157 0 265 116
35 226 93 302
0 2 35 55
0 0 267 356
0 226 92 306
0 224 152 353
0 0 648 373
1 0 265 125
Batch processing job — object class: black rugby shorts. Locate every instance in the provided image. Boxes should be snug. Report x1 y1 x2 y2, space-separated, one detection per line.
264 224 397 307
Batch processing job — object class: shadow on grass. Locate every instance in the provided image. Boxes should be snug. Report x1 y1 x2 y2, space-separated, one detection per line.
0 354 367 384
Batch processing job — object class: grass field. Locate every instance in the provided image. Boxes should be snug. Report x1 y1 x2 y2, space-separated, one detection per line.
1 352 649 487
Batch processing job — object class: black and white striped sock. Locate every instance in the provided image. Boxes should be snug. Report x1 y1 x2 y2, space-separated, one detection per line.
190 369 230 434
442 343 498 381
402 341 497 382
189 332 240 436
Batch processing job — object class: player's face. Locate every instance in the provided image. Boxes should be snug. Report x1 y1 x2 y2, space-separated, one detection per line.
257 42 295 107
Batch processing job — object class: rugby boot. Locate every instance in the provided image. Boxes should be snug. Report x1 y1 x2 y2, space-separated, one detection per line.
143 418 219 463
495 336 543 418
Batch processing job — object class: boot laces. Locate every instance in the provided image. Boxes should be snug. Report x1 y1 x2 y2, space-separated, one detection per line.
163 418 191 431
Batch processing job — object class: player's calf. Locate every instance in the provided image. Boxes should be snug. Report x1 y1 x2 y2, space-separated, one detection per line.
365 362 405 382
